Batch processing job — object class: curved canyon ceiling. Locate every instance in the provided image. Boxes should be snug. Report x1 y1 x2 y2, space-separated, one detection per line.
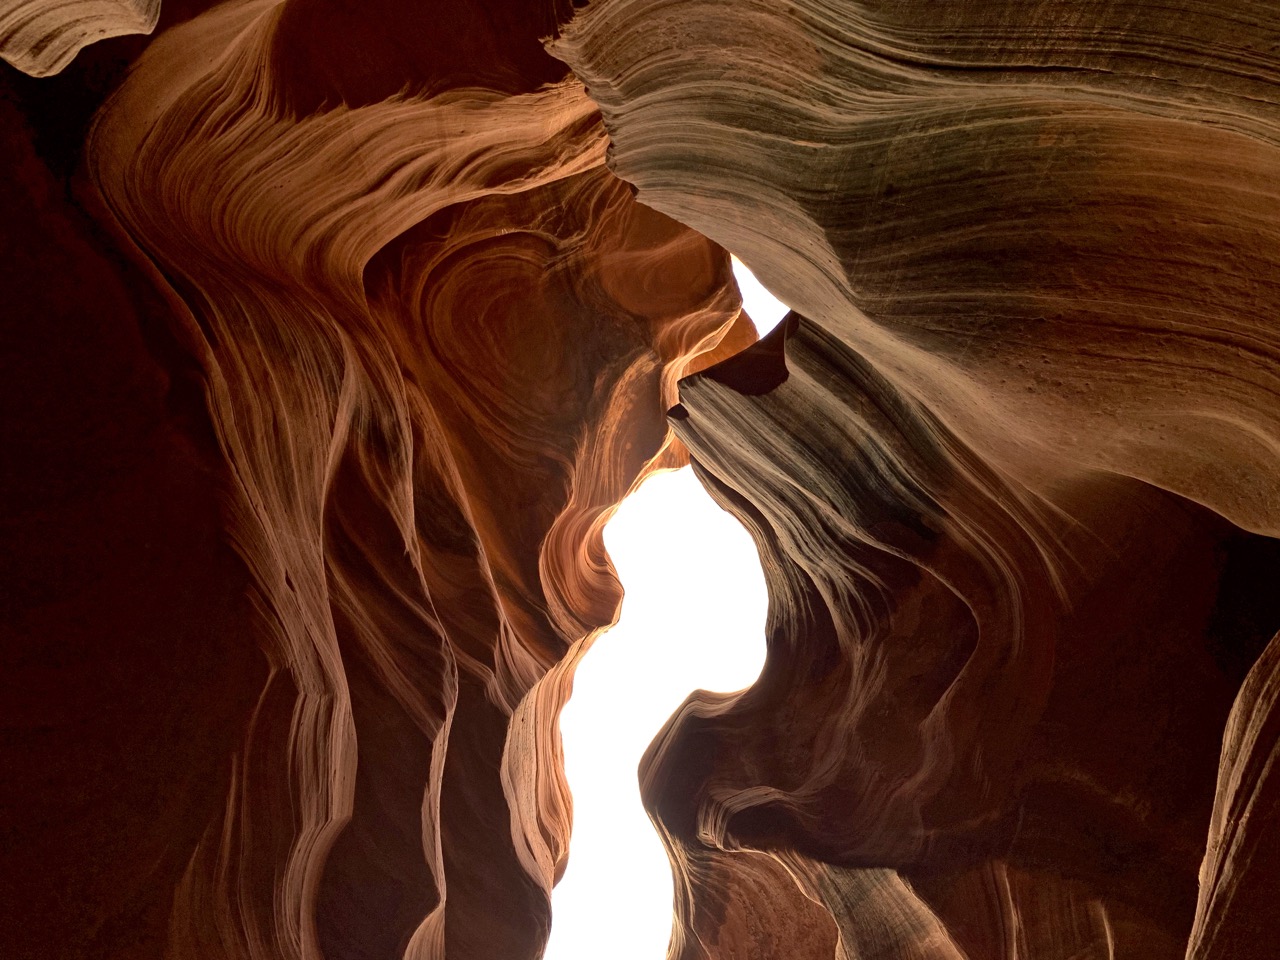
2 0 1280 958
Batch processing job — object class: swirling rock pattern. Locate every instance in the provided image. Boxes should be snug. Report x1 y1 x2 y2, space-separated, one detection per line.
6 0 1280 958
553 0 1280 957
1 1 747 958
0 0 157 76
658 318 1280 959
552 0 1280 534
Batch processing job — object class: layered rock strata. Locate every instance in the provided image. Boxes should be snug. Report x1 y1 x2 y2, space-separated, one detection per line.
552 1 1280 956
4 0 1280 958
1 2 747 958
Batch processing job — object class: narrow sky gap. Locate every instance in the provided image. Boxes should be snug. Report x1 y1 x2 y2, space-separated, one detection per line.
732 256 790 337
543 261 789 960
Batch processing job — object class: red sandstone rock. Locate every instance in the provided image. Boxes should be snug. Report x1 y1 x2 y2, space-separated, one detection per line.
1 4 746 958
4 0 1280 958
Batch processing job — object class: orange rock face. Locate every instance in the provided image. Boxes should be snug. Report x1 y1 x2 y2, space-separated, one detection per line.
3 0 1280 959
1 3 747 958
554 1 1280 957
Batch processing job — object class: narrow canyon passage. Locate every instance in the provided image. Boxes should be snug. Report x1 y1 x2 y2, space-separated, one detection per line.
543 262 789 960
8 0 1280 956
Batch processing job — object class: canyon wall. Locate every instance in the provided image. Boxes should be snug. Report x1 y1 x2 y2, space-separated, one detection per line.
552 1 1280 957
0 2 747 958
3 0 1280 958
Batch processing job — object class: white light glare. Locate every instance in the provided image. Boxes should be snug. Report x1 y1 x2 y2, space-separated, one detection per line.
732 256 789 336
544 464 768 960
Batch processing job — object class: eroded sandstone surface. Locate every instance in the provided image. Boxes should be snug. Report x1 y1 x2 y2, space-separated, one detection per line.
3 0 1279 958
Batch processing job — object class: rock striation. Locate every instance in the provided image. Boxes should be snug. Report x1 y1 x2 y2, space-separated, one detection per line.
3 0 1280 958
552 1 1280 957
1 2 747 958
0 0 158 77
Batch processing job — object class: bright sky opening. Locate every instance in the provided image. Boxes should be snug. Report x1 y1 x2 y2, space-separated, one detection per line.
542 261 789 960
731 256 790 337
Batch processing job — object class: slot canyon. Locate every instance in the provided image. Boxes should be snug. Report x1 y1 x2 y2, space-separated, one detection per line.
3 0 1280 958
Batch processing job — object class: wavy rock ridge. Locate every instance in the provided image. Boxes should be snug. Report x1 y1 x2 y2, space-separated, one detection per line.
553 0 1280 957
4 0 1280 958
2 1 747 958
0 0 157 77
